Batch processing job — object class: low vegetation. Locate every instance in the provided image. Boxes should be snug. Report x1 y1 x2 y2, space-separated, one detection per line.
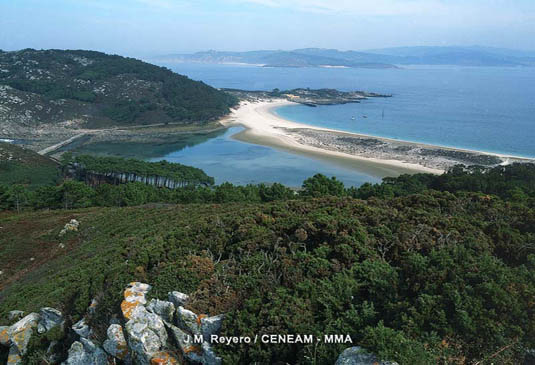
0 142 60 187
0 161 534 364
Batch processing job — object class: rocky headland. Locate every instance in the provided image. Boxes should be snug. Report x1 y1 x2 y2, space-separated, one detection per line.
224 88 391 107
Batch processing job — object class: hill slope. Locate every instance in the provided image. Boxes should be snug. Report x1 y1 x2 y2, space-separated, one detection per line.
0 49 238 133
0 141 60 186
1 173 534 363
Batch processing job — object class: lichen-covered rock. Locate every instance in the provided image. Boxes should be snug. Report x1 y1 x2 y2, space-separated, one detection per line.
8 312 40 356
72 318 90 338
166 322 203 364
168 291 189 308
166 322 190 349
121 282 152 320
7 346 22 365
59 219 80 236
335 346 399 365
125 306 168 365
200 314 224 342
150 351 179 364
63 338 109 365
147 299 175 323
202 342 222 365
7 310 24 322
176 306 201 335
0 325 9 346
103 324 129 360
38 307 63 334
125 322 162 365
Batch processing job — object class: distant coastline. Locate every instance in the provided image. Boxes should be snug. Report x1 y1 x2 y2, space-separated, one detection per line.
221 99 534 177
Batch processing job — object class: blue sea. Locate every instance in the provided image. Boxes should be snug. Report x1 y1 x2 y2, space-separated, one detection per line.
149 63 535 186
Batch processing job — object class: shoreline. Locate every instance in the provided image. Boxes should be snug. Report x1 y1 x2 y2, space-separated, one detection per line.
220 99 534 178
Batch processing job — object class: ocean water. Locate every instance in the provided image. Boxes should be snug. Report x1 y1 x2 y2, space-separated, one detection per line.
164 63 535 158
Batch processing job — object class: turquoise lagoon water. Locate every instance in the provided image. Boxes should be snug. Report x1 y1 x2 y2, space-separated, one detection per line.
152 127 381 187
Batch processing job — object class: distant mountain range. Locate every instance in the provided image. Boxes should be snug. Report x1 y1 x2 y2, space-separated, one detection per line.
154 46 535 68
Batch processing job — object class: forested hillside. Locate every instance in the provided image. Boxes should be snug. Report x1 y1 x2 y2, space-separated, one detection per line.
1 163 534 364
0 49 238 131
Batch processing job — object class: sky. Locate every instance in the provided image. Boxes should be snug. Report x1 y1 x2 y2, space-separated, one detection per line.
1 0 534 57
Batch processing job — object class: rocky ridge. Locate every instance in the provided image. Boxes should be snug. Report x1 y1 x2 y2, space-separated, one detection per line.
0 281 400 365
0 282 224 364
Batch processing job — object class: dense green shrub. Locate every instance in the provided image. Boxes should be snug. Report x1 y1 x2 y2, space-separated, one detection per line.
2 162 535 363
1 191 533 364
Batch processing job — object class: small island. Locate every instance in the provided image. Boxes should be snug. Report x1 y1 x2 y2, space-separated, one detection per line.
223 88 391 106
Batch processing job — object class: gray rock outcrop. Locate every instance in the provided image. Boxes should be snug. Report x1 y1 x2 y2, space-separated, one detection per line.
7 312 40 360
124 304 168 365
0 283 224 365
166 322 203 364
335 346 399 365
168 291 189 307
72 318 90 338
177 306 201 336
7 311 24 322
0 326 9 346
63 338 108 365
38 307 64 334
146 298 175 323
201 314 224 342
103 323 129 361
202 342 222 365
59 219 80 236
121 281 152 320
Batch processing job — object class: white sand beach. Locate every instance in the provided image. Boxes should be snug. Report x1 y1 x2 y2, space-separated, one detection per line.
221 100 445 176
220 99 534 178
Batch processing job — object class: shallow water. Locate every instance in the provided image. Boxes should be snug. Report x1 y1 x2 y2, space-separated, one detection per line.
151 127 381 187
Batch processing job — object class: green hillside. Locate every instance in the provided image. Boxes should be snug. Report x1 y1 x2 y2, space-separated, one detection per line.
1 164 534 364
0 142 60 186
0 49 238 129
